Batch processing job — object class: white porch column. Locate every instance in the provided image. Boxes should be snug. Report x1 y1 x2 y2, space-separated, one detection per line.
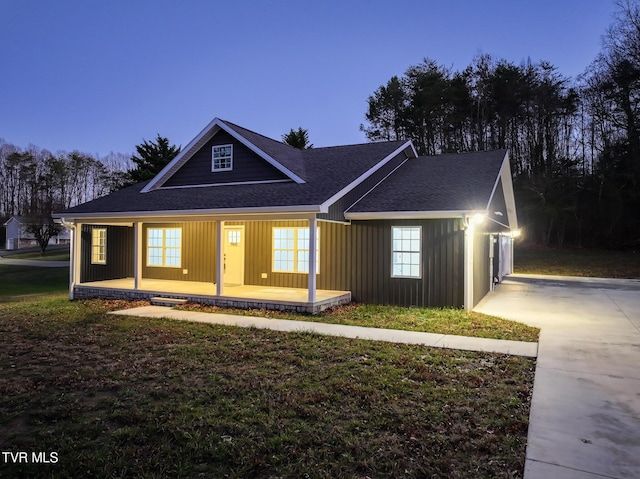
307 216 317 304
463 222 474 311
216 221 225 296
71 221 82 300
134 222 142 290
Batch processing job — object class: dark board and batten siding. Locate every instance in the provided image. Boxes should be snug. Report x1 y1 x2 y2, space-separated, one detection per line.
163 130 290 187
80 225 134 283
143 222 217 282
472 223 491 307
82 218 466 308
349 219 465 308
235 220 351 292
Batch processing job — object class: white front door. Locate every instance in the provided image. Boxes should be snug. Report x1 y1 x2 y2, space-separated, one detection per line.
223 226 245 285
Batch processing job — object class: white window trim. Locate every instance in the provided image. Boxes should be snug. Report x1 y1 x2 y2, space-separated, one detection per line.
147 227 182 268
272 227 320 274
391 226 422 279
91 228 107 265
212 144 233 172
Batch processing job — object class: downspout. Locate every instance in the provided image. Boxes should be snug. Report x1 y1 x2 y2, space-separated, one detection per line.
489 234 495 292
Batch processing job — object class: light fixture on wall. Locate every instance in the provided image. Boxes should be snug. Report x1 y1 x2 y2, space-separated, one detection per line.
462 213 487 229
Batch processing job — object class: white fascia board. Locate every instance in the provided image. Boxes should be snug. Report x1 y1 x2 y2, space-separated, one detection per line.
319 140 416 211
157 179 291 190
142 118 222 193
485 151 518 230
500 152 519 230
215 121 305 184
345 210 482 220
56 204 323 222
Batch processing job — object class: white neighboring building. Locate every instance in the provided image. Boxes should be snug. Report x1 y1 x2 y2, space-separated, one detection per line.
3 216 71 250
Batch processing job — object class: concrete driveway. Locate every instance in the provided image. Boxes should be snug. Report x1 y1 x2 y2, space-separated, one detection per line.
475 274 640 479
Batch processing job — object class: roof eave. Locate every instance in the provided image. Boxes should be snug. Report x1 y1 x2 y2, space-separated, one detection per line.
54 204 324 222
345 210 484 220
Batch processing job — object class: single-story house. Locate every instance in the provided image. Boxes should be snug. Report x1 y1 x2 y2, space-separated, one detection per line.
54 118 518 313
3 216 70 250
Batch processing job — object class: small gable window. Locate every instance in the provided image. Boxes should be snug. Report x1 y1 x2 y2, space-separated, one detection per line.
391 226 421 278
212 145 233 171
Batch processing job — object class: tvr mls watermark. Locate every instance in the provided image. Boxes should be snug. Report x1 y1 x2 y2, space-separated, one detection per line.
2 451 58 464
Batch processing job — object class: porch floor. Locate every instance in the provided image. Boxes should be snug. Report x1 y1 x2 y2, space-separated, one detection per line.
75 278 351 313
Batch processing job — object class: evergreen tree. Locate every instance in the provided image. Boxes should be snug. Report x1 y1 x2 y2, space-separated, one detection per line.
121 135 181 187
282 128 313 149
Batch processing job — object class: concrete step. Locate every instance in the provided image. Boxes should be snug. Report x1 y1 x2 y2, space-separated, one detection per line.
150 297 188 307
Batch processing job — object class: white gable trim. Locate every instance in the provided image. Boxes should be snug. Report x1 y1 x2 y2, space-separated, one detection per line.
142 118 305 193
142 118 220 192
216 121 305 184
485 151 518 230
319 140 417 211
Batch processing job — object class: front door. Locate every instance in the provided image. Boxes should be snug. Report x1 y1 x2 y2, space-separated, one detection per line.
223 226 245 286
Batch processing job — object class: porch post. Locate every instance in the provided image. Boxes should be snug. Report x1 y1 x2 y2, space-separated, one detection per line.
463 221 474 311
307 216 317 304
216 221 224 296
134 222 142 290
71 221 82 300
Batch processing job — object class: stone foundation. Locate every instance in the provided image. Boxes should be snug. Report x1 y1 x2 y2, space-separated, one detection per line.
73 286 351 314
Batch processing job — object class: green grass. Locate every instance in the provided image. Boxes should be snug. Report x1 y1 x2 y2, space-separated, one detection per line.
514 242 640 278
0 265 69 298
180 302 540 342
3 249 70 261
0 295 535 478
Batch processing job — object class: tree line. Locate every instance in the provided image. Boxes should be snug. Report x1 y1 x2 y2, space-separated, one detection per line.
0 140 132 221
361 1 640 249
0 140 134 250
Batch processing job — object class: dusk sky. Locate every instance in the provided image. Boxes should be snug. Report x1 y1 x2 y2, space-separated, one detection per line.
0 0 619 157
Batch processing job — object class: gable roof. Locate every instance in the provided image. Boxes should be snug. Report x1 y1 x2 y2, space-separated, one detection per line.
55 118 516 226
3 216 34 226
346 149 511 219
57 129 414 218
143 118 306 192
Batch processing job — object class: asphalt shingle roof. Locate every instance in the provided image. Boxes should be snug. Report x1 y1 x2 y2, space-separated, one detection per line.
56 117 506 218
59 139 409 215
348 150 507 213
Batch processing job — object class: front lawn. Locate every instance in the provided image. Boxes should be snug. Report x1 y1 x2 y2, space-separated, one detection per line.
3 248 70 262
0 265 69 298
180 302 540 342
0 295 535 478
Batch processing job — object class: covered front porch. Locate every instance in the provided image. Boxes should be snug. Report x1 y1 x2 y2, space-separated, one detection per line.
64 213 353 314
74 278 351 314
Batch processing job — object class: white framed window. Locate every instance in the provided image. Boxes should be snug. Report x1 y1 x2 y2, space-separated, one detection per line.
91 228 107 265
272 227 319 273
212 144 233 171
391 226 421 278
147 228 182 267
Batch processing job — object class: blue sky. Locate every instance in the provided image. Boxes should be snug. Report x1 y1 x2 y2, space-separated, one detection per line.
0 0 619 157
